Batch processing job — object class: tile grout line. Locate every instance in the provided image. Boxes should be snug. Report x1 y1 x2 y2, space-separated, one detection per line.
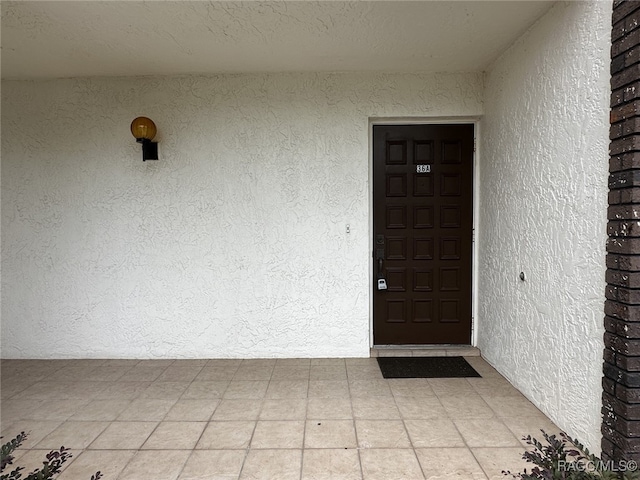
346 359 366 480
448 390 490 480
112 361 176 480
237 358 274 480
392 382 429 480
112 360 197 479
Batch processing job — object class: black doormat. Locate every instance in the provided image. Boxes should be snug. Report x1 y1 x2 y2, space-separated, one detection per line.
376 356 481 379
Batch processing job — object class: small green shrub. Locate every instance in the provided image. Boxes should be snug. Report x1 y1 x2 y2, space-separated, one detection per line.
1 432 101 480
504 430 640 480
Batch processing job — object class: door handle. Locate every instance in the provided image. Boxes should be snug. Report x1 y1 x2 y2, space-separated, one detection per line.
375 235 387 290
376 248 385 277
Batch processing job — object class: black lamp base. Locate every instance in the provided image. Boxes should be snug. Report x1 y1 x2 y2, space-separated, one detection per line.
142 140 158 161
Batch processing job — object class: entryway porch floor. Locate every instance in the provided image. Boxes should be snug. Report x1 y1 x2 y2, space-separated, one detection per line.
0 356 560 479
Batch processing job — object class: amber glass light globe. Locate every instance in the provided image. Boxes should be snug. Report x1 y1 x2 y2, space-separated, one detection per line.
130 117 157 141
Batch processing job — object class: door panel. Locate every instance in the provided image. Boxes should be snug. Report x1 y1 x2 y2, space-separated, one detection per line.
373 124 474 345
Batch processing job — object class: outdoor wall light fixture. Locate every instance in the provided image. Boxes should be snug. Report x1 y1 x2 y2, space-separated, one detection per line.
130 116 159 161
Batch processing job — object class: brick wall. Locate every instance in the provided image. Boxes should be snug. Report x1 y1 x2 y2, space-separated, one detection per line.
603 0 640 462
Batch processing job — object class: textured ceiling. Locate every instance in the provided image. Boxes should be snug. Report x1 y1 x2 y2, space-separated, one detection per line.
1 1 556 80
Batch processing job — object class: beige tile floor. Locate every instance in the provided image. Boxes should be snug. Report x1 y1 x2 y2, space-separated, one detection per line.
0 357 561 480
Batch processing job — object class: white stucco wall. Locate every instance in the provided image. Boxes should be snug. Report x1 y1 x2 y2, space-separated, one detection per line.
479 1 610 453
1 72 483 359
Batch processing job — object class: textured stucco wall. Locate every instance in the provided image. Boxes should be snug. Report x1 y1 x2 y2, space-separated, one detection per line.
1 72 483 359
479 1 610 453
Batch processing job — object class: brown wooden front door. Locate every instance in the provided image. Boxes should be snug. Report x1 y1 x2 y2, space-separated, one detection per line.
373 124 474 345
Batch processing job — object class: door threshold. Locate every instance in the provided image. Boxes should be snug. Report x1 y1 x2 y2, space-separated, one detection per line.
370 345 480 357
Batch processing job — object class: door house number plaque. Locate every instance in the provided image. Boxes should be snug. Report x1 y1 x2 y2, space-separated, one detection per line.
416 164 431 173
